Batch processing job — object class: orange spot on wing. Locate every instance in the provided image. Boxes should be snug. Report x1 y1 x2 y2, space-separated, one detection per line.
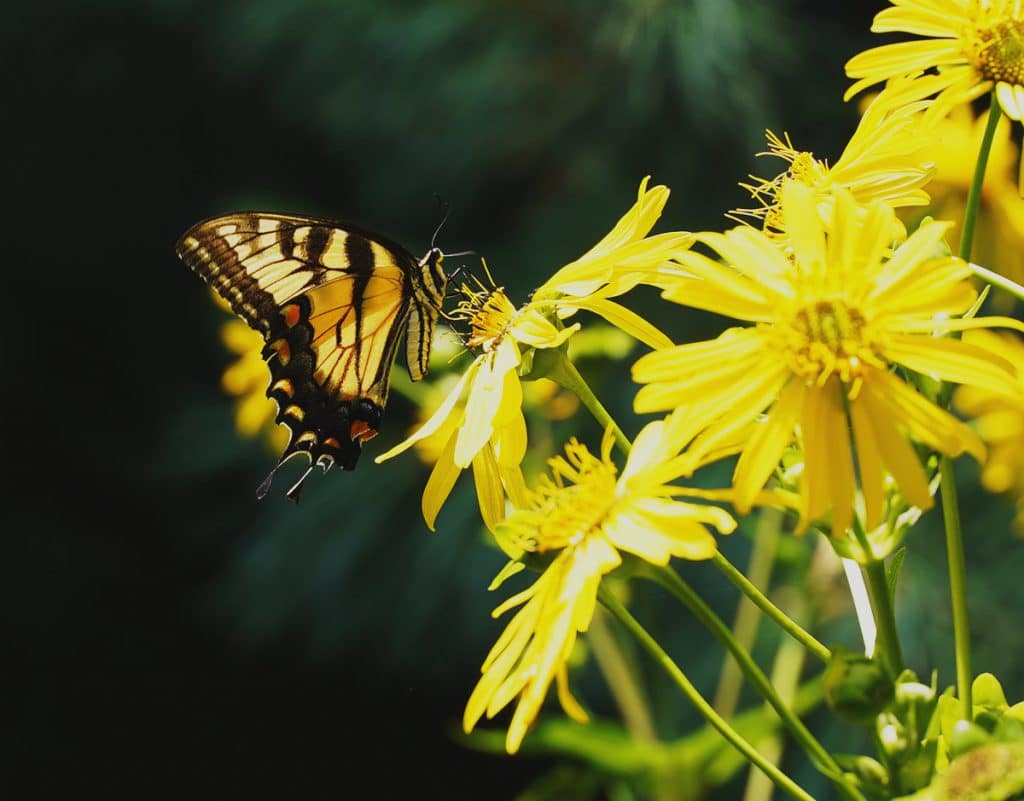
349 420 378 443
270 339 291 365
282 304 301 328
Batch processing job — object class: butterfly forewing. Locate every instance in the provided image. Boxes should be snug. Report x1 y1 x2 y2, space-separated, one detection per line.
176 212 445 499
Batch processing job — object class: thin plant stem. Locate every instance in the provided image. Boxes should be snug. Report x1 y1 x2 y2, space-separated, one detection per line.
936 93 1000 717
713 508 781 718
712 552 831 664
587 607 659 742
743 587 808 801
862 560 905 676
968 261 1024 304
548 350 631 455
958 96 1001 263
598 587 818 801
940 456 973 716
648 565 866 801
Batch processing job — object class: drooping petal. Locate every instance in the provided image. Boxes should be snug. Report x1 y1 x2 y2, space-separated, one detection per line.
732 378 805 514
376 359 479 462
422 433 463 531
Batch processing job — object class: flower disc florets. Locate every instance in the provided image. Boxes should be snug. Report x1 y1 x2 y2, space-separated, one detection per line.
973 19 1024 85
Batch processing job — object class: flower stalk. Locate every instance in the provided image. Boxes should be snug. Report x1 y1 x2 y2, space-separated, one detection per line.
712 552 832 664
598 586 819 801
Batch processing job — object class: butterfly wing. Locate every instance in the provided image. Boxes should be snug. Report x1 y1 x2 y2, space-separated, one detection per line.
177 212 435 498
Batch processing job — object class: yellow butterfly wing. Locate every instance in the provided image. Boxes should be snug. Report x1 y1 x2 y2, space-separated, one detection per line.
176 212 446 500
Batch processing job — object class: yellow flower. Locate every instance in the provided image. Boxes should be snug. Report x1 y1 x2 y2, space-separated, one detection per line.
734 91 935 239
463 418 736 754
375 283 560 532
845 0 1024 121
219 316 289 453
905 103 1024 303
633 181 1024 537
377 178 691 531
954 330 1024 532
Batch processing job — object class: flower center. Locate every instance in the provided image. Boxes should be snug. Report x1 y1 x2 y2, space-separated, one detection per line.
974 19 1024 86
453 284 516 351
782 299 883 395
533 442 618 552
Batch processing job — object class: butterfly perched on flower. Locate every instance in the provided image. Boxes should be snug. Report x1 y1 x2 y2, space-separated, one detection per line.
177 212 448 500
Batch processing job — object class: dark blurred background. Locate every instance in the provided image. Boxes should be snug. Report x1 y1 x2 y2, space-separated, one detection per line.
7 1 1022 798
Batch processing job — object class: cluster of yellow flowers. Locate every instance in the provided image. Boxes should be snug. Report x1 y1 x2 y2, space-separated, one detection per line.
219 0 1024 757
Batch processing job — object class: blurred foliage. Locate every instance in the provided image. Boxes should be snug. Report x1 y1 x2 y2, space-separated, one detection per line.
5 0 1023 798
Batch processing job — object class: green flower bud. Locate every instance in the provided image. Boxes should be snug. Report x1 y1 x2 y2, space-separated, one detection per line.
824 647 895 724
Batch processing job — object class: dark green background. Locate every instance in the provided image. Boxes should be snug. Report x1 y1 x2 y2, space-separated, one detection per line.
7 1 1022 798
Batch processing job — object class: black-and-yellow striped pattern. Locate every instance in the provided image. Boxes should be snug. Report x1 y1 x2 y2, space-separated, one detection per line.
176 212 446 500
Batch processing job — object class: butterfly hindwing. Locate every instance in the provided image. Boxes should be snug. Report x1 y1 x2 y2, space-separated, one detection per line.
176 212 446 499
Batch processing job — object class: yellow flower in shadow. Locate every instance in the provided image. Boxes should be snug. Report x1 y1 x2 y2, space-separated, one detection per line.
904 104 1024 308
954 330 1024 533
216 302 288 453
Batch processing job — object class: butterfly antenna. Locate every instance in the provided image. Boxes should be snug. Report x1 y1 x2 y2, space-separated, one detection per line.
431 198 451 250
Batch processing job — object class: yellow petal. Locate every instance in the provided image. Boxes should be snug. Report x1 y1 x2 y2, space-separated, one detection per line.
782 182 827 281
456 342 518 466
472 445 507 531
802 380 855 537
849 394 886 530
732 378 804 514
858 378 933 511
567 297 672 349
884 333 1018 395
376 359 479 462
997 81 1024 122
869 366 985 462
422 433 463 531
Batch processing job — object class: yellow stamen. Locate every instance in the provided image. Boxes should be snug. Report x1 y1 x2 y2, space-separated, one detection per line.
781 299 884 397
529 440 618 552
973 19 1024 86
451 283 517 351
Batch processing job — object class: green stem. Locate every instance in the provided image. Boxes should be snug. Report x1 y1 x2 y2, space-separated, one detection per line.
598 587 818 801
862 560 904 676
647 565 865 801
712 552 831 664
743 588 809 801
935 92 998 718
958 95 1001 262
967 261 1024 304
940 456 973 717
587 607 659 742
713 509 781 718
548 350 631 455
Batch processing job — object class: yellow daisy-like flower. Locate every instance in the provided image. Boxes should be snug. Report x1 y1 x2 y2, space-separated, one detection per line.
463 417 736 754
633 181 1024 537
954 330 1024 532
906 104 1024 302
845 0 1024 121
375 282 566 531
218 314 289 453
734 91 935 239
376 179 691 531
